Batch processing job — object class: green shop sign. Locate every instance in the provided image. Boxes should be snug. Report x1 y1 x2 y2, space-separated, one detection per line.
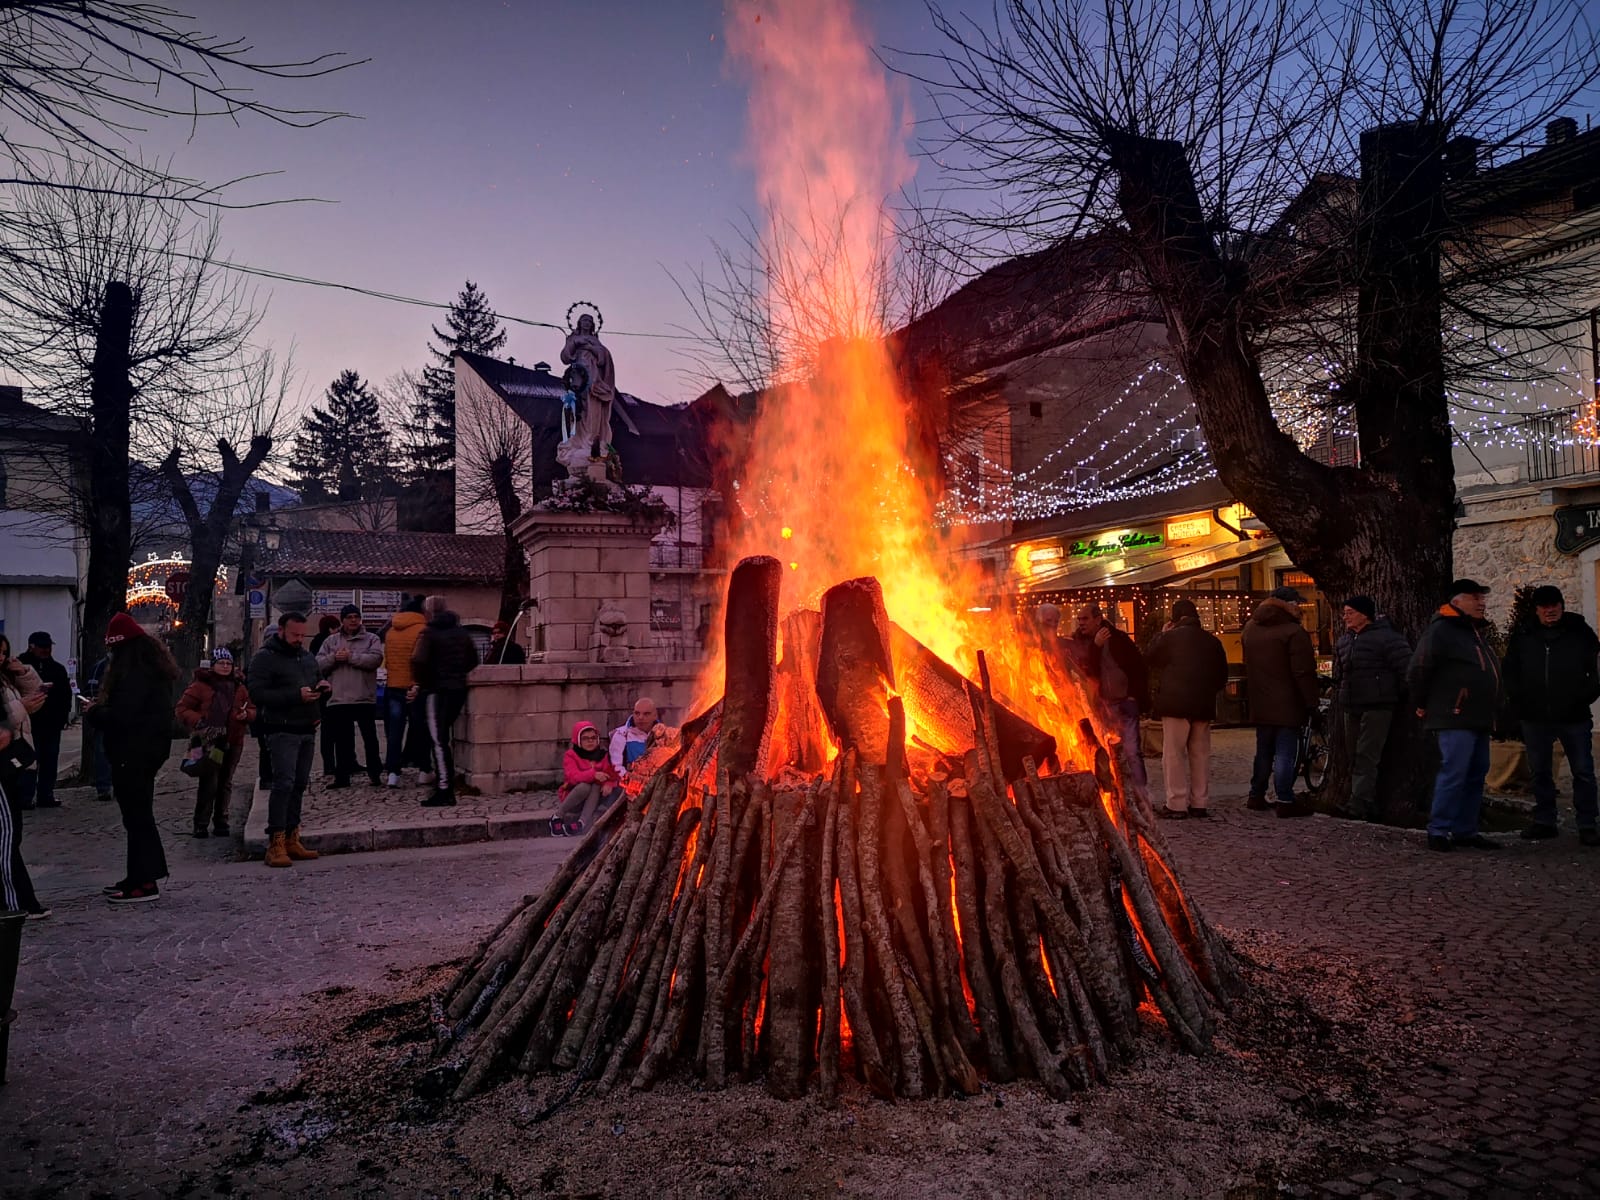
1068 529 1164 559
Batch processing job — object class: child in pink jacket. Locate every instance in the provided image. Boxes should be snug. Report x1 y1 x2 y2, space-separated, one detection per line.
552 721 617 836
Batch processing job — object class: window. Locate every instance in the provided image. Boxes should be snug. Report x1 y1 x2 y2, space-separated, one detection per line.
1028 401 1043 419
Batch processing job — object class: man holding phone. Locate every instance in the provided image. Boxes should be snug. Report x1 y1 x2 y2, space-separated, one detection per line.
19 631 71 808
247 612 327 868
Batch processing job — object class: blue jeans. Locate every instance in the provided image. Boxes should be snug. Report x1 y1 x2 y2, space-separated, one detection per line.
1106 697 1146 787
1521 720 1599 830
382 690 410 774
1251 725 1299 805
1429 729 1491 838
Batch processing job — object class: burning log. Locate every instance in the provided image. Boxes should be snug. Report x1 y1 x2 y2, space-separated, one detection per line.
440 560 1242 1105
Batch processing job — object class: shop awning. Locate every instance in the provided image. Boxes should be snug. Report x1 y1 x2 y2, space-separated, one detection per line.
1027 537 1279 591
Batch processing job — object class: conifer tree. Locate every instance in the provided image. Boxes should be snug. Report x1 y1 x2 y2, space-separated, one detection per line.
289 369 393 501
406 280 508 528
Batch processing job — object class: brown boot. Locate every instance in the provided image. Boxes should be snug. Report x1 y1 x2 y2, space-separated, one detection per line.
285 826 319 861
265 831 291 868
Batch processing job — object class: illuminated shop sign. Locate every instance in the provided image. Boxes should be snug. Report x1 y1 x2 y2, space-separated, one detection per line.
1165 515 1213 541
1068 529 1164 559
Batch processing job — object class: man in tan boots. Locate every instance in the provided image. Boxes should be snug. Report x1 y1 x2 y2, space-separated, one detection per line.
247 612 325 867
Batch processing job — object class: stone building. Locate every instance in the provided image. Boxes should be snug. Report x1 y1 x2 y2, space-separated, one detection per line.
0 387 88 653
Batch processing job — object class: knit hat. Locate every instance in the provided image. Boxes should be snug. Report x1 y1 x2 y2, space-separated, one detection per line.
104 612 144 645
1342 595 1377 620
339 603 361 619
1271 585 1304 604
1170 599 1199 622
491 621 510 638
1531 584 1564 607
211 647 234 664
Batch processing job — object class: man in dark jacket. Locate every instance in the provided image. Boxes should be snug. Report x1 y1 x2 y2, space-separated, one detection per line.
1332 596 1412 820
1065 603 1150 786
1502 584 1600 846
1408 579 1502 852
18 631 72 808
1146 599 1229 818
1242 586 1319 817
247 612 327 868
413 595 480 808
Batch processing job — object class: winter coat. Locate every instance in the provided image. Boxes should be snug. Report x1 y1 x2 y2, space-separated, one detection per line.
315 629 384 705
487 637 527 666
0 659 42 743
84 662 175 769
1242 599 1319 727
1065 625 1150 712
560 721 616 800
1408 605 1501 731
175 668 257 747
1333 618 1412 710
412 610 479 693
1146 618 1230 721
382 611 428 690
1502 612 1600 725
609 720 653 777
17 652 71 733
247 634 323 732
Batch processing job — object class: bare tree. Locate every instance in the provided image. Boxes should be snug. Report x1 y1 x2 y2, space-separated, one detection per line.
904 0 1600 820
454 372 532 621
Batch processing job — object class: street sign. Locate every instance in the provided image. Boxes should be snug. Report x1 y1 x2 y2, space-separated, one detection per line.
165 569 191 602
247 588 267 619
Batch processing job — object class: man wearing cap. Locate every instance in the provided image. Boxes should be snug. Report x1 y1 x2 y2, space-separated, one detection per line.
18 631 72 809
1409 579 1502 851
316 604 385 789
1332 597 1413 820
1502 584 1600 845
1242 586 1319 816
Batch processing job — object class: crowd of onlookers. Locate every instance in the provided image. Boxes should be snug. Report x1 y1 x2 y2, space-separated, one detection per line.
1038 576 1600 852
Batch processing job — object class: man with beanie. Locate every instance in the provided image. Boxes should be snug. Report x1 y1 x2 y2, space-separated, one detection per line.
1242 585 1319 816
18 631 71 809
316 604 384 788
248 612 326 868
1502 584 1600 845
1146 599 1230 817
1332 596 1412 819
1409 579 1502 851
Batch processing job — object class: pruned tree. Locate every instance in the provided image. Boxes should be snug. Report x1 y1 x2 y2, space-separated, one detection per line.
455 366 531 621
406 281 509 530
903 0 1600 820
288 368 393 502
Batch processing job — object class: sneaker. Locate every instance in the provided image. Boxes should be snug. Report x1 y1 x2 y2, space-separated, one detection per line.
1520 823 1559 841
1246 795 1269 811
1453 833 1501 850
1155 807 1188 820
422 792 456 808
565 818 585 837
1579 828 1600 847
25 907 51 920
1427 835 1453 852
95 791 113 803
107 882 160 904
102 879 130 895
192 827 209 839
549 816 568 837
385 773 400 789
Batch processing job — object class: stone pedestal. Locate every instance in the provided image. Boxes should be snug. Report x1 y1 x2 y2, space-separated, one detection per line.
509 506 664 664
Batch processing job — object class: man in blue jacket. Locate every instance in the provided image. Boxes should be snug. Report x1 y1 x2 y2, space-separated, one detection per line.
1502 584 1600 845
1408 579 1502 852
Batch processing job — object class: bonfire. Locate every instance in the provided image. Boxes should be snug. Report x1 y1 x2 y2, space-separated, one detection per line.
438 557 1241 1104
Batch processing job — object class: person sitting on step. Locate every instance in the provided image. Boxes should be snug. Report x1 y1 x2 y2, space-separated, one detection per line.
551 721 618 837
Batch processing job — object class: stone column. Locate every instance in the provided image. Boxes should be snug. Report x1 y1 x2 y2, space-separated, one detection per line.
509 507 665 664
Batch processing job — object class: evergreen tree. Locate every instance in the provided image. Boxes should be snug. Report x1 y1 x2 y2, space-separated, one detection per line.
289 369 393 501
405 280 508 529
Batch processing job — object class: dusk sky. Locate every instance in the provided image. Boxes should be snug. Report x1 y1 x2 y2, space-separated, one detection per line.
131 0 957 415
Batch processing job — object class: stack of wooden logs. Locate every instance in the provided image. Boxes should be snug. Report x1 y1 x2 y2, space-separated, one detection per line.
439 557 1241 1104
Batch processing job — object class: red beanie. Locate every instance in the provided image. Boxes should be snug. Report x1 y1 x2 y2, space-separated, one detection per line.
105 612 144 645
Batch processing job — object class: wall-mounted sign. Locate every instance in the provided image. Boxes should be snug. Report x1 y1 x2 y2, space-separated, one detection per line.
651 599 683 631
1165 515 1213 542
1068 529 1163 559
1554 504 1600 555
1026 544 1065 565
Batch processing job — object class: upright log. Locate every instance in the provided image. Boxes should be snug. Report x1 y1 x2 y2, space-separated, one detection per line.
816 577 894 765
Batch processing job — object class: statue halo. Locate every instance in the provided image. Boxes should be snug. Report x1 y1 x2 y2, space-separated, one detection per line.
565 300 604 334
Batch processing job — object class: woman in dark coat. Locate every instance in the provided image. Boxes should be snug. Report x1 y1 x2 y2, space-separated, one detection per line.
83 614 179 903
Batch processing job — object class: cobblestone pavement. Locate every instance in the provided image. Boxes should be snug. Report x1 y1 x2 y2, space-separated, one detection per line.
2 730 1597 1197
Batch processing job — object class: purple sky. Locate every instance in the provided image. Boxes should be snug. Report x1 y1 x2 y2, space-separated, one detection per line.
134 0 950 415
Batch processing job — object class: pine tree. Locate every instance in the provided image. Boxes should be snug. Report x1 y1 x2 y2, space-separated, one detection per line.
289 369 393 501
405 280 508 529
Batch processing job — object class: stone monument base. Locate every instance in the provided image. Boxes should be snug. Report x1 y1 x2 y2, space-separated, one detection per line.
457 662 702 792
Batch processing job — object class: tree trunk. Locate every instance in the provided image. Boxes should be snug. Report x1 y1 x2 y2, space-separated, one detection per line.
488 452 528 623
82 281 135 690
1105 129 1455 823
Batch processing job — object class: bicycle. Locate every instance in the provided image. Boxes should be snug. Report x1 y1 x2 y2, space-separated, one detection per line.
1297 677 1335 794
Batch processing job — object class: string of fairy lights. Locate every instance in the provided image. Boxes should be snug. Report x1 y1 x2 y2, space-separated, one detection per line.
937 333 1598 527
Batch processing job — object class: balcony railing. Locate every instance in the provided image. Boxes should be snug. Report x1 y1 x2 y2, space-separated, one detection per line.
1523 404 1600 483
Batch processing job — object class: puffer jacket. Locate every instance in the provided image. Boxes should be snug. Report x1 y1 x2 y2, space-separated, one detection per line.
1147 617 1230 721
1502 611 1600 724
316 629 384 705
382 611 428 690
84 663 176 769
1408 604 1500 731
412 610 479 693
1242 598 1318 726
175 667 256 746
247 634 323 732
1333 617 1412 710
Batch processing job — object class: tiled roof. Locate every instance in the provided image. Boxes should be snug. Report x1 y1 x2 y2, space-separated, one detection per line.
258 529 505 583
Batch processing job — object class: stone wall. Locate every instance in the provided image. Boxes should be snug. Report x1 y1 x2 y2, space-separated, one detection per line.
1455 487 1585 626
456 661 701 791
